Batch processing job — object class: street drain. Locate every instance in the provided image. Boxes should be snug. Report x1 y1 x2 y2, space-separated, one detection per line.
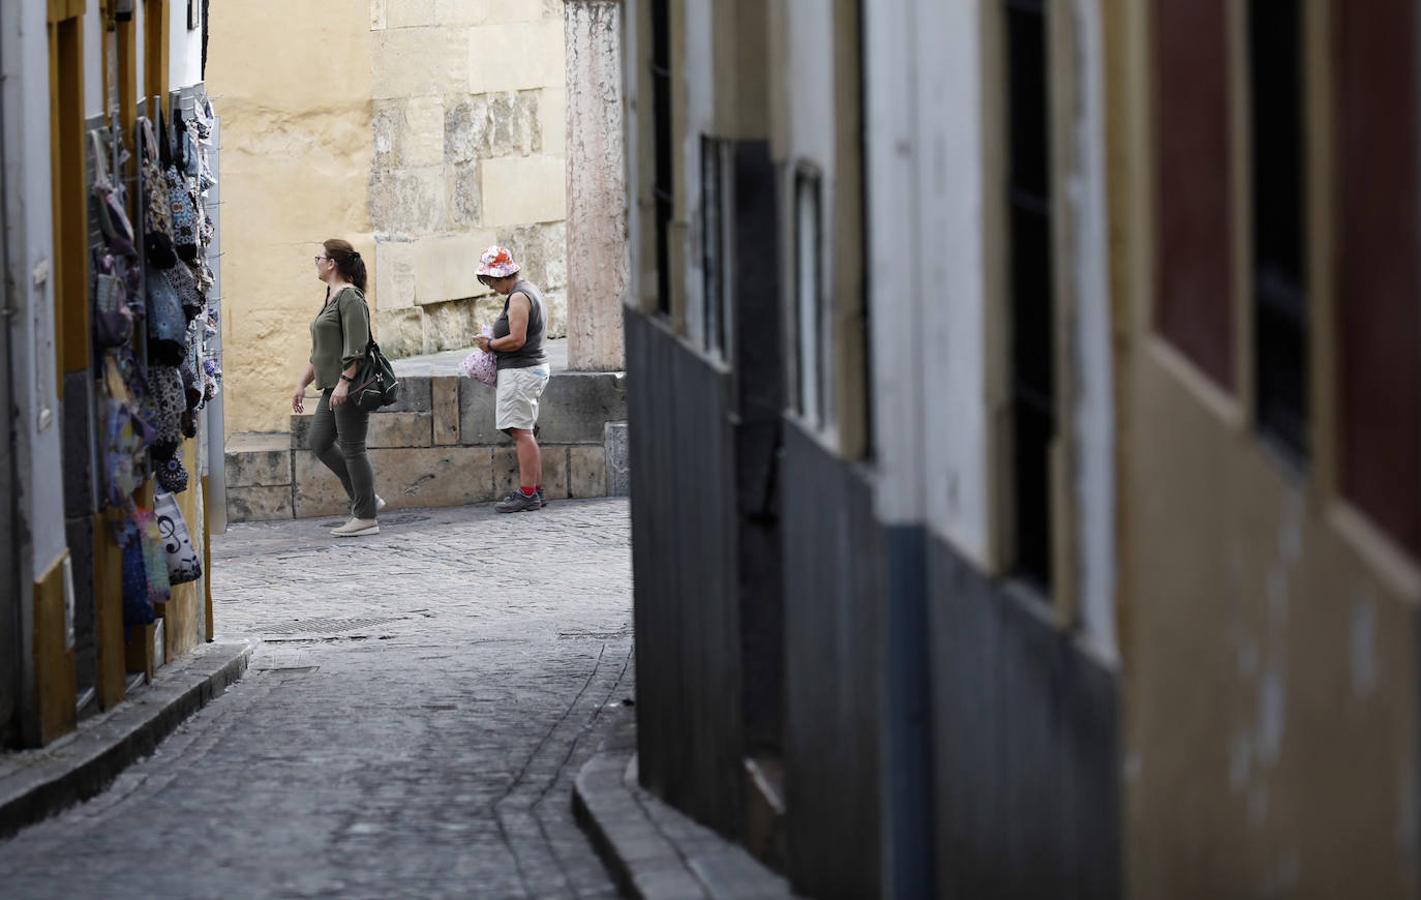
558 625 633 640
261 616 404 636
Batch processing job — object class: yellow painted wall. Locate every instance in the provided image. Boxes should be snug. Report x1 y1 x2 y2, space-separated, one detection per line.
205 0 374 436
1121 343 1421 899
33 553 75 745
209 0 571 437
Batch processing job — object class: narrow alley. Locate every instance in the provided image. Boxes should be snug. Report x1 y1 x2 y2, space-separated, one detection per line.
0 499 635 898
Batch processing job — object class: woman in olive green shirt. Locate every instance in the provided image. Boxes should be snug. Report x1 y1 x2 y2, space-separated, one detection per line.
291 239 382 536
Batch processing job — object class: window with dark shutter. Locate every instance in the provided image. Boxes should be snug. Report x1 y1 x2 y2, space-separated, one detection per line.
793 168 827 428
1249 0 1309 461
701 136 728 356
651 0 673 316
1006 0 1055 590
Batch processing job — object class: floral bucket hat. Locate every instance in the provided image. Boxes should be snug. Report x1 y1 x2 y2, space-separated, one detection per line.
476 245 520 279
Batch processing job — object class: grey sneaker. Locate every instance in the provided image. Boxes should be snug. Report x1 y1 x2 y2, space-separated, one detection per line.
537 488 546 508
495 490 542 513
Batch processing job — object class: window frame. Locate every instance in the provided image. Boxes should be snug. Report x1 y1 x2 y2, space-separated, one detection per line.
791 164 831 435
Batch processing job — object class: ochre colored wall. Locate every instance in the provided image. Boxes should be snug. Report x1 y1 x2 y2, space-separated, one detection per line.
1121 346 1421 899
206 0 374 435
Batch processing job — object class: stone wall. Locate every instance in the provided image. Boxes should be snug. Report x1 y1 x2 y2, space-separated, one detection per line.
206 0 375 436
208 0 570 435
368 0 570 360
224 371 629 522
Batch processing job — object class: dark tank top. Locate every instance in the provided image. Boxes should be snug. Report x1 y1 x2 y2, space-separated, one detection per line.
492 280 548 370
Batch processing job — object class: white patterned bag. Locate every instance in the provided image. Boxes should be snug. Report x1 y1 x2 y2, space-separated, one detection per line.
460 325 498 387
155 490 203 585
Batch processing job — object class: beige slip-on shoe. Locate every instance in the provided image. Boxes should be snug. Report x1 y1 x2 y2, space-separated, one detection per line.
331 518 380 537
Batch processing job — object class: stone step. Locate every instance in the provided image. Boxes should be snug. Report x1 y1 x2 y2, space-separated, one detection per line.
294 369 626 447
223 367 629 523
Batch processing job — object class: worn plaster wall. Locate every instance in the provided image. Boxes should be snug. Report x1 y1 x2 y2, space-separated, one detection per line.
206 0 374 436
368 0 568 362
210 0 569 435
1122 348 1421 898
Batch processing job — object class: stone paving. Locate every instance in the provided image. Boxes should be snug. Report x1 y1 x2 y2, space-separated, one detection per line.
0 498 636 899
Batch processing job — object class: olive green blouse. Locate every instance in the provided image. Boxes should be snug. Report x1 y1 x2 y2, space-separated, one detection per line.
309 287 370 390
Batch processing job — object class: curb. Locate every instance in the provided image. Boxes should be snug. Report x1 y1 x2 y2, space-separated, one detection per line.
573 751 796 900
0 640 254 839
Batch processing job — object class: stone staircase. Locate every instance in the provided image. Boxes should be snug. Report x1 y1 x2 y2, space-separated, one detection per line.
223 341 627 522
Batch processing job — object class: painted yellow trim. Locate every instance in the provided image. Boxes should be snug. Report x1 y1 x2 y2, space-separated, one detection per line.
1146 333 1246 429
33 553 76 746
1305 0 1339 503
55 18 90 380
980 0 1013 577
1228 0 1255 425
94 512 127 709
1329 501 1421 602
143 0 169 102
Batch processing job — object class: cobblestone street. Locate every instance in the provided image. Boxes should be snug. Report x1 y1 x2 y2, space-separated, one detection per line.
0 499 636 899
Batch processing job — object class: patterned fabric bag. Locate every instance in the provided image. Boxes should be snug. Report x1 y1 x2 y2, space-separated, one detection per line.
168 165 199 260
95 273 133 348
164 262 203 321
148 364 186 447
138 508 172 605
155 490 203 585
141 119 173 239
146 267 188 365
90 132 137 256
120 524 156 628
460 326 498 387
155 453 189 495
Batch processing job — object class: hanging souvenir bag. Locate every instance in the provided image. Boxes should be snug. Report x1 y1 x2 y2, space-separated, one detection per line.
141 118 174 239
90 132 137 256
120 523 156 628
95 272 134 348
137 508 172 605
167 110 201 262
145 267 188 365
164 262 204 321
168 164 199 261
155 490 203 585
459 326 498 387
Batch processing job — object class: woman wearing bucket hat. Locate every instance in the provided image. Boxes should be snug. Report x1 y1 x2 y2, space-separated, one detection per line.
474 245 551 513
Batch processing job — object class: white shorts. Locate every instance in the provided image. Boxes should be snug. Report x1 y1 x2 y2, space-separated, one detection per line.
495 366 550 432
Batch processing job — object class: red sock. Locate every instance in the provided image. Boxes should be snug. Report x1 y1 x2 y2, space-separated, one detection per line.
520 485 536 498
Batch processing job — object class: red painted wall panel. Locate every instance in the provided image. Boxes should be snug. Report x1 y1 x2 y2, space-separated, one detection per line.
1337 0 1421 557
1153 0 1236 390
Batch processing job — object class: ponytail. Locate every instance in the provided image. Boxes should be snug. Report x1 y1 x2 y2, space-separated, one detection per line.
322 238 368 293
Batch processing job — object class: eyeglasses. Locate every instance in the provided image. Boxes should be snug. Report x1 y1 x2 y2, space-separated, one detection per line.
314 255 331 263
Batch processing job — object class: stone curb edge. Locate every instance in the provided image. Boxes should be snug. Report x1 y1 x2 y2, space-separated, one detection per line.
0 640 254 839
572 751 796 900
573 750 707 900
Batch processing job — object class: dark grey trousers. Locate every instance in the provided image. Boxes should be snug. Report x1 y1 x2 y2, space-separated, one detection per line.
310 389 378 520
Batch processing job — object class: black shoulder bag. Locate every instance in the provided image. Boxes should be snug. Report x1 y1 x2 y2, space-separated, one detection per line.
335 291 401 412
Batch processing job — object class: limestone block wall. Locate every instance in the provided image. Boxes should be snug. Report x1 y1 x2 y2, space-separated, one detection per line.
206 0 376 436
208 0 570 436
223 372 629 522
368 0 570 360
